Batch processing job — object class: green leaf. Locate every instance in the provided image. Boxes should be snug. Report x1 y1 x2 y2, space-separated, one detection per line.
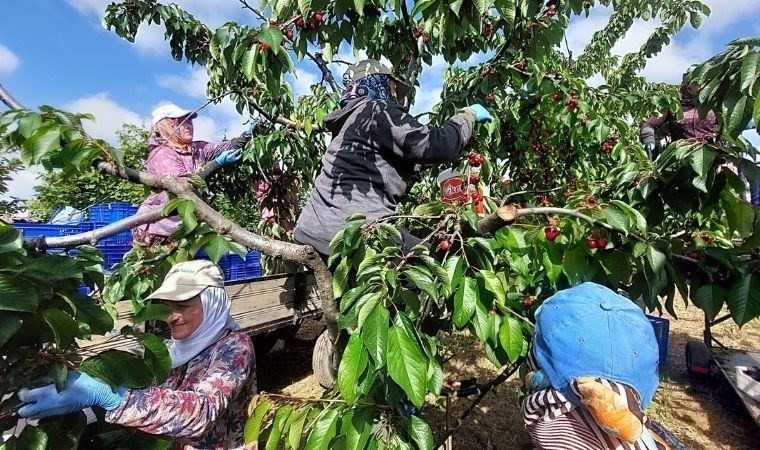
42 309 79 349
409 415 434 450
692 283 727 322
133 303 171 323
342 407 374 450
244 398 271 444
21 255 82 282
332 259 350 298
610 200 647 231
298 0 312 15
21 125 60 164
754 92 760 129
688 147 716 180
420 255 450 296
202 235 233 263
79 350 155 388
287 409 308 450
137 332 172 381
242 47 258 81
387 312 428 407
337 333 368 404
478 269 505 306
0 313 23 347
740 51 760 92
602 206 630 234
498 316 523 363
726 275 760 326
470 302 491 343
453 277 478 328
361 303 389 367
265 405 293 450
562 247 589 285
15 426 48 450
303 409 340 450
258 26 284 54
403 266 438 300
443 255 463 291
646 246 666 273
177 200 197 233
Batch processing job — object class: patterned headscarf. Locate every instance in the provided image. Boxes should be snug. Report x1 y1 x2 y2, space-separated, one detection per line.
339 73 397 107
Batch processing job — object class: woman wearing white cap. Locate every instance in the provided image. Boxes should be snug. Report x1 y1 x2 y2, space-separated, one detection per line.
17 260 257 450
133 104 253 246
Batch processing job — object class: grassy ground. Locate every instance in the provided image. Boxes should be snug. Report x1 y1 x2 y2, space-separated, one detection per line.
257 299 760 449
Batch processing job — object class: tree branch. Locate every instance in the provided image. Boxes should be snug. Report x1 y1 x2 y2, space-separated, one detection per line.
43 209 165 249
0 83 23 110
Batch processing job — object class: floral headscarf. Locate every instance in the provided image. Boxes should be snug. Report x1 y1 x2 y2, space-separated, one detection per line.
339 73 396 107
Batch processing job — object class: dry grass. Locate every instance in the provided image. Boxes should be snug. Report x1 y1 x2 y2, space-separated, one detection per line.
257 300 760 449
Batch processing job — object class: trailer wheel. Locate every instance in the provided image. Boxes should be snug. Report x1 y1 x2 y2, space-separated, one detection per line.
685 340 711 378
312 330 340 389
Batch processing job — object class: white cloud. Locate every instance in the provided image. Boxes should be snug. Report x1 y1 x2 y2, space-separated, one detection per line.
65 93 147 144
156 67 209 99
0 44 20 75
4 167 43 201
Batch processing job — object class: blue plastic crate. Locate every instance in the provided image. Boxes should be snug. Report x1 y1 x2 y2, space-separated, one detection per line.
88 202 138 223
92 222 133 245
647 315 670 367
100 245 132 268
14 222 94 239
196 250 261 281
77 285 92 296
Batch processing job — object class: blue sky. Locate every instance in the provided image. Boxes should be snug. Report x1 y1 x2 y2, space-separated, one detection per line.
1 0 759 201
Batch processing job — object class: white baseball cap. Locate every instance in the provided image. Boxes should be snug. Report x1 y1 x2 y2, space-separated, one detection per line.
151 103 197 127
145 260 225 302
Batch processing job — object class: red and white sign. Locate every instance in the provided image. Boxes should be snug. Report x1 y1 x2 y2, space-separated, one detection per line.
440 176 467 203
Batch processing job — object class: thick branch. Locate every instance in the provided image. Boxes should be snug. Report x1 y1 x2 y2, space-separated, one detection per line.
476 205 643 239
44 209 165 248
0 83 23 110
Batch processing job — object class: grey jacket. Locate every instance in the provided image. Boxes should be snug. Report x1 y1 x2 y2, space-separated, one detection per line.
294 97 475 255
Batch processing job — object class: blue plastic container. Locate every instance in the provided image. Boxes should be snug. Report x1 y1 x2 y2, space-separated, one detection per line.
13 222 94 239
77 285 92 296
88 202 138 223
647 315 670 367
101 245 132 268
196 250 261 281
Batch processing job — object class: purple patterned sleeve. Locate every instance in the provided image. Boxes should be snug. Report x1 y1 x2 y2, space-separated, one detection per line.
197 140 236 162
104 333 254 439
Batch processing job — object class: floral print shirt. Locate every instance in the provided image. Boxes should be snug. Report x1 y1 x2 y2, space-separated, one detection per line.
105 331 256 450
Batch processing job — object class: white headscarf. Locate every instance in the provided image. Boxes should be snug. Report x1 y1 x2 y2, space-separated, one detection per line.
168 286 239 368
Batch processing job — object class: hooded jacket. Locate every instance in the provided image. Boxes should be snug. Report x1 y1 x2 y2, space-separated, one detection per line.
294 97 475 255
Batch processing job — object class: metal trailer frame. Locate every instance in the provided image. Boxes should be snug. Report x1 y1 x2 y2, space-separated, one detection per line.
686 312 760 426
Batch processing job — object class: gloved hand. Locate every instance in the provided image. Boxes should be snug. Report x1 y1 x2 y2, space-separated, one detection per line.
243 119 261 138
227 136 249 150
644 142 655 158
18 371 125 420
466 104 493 123
214 148 243 166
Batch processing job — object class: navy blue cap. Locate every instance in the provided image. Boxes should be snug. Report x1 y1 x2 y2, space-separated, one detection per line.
533 282 659 408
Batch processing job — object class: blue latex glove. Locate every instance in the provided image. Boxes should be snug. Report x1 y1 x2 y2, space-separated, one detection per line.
466 104 493 123
18 371 124 419
214 148 243 166
644 142 655 158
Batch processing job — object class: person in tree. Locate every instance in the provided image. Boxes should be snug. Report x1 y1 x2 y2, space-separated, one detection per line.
639 79 717 160
293 59 494 259
133 104 251 246
522 283 683 450
18 260 257 450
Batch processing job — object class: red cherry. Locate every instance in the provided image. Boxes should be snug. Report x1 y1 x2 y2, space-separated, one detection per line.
486 93 495 103
544 227 558 242
474 201 485 214
468 174 480 184
586 196 596 206
521 296 537 308
587 239 598 249
315 11 324 23
284 28 293 39
566 98 578 110
438 240 450 251
597 238 608 248
294 17 304 28
258 43 270 51
482 26 493 37
422 34 430 44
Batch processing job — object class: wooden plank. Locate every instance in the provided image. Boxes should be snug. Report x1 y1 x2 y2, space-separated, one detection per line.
78 273 323 356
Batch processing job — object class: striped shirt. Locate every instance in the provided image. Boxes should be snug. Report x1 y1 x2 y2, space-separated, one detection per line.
522 351 667 450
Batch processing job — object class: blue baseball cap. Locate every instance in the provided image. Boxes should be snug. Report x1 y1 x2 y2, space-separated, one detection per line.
533 282 659 408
